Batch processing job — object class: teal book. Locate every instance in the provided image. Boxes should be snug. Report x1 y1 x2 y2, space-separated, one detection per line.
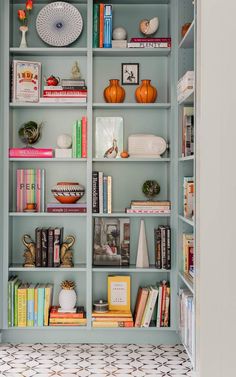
14 279 21 327
76 120 82 158
37 284 45 327
93 3 100 48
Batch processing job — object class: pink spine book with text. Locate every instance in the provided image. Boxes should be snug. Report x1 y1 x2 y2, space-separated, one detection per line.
9 148 53 158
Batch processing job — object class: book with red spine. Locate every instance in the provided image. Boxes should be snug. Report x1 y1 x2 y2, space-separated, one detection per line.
81 116 87 158
50 306 85 318
130 37 171 43
9 148 53 158
99 3 104 48
43 90 87 96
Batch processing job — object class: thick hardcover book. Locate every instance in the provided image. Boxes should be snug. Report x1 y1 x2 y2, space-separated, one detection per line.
130 37 171 43
37 284 45 327
93 3 100 48
14 279 21 326
108 276 131 311
27 284 35 327
12 60 41 103
155 228 162 269
98 171 104 213
47 207 87 213
166 226 171 270
92 321 133 328
99 3 104 48
35 227 42 267
81 116 87 158
61 79 85 86
103 176 108 213
128 42 170 48
47 228 54 267
107 176 112 214
76 120 82 158
53 228 61 267
134 287 149 327
17 283 28 327
16 168 45 212
41 228 48 268
92 171 99 213
160 226 167 269
141 287 159 328
50 306 85 318
44 284 53 326
103 5 112 48
9 148 53 158
131 200 171 206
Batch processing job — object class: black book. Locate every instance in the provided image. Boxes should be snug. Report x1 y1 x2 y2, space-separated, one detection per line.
160 226 167 269
166 226 171 270
47 228 54 267
154 228 162 269
41 228 48 267
35 227 42 267
92 171 99 213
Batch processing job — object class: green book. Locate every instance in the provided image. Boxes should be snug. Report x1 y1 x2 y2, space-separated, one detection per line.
76 120 82 158
93 3 100 48
72 121 77 158
14 279 21 327
8 276 14 327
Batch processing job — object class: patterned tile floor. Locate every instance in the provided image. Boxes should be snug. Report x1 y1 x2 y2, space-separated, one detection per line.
0 343 193 377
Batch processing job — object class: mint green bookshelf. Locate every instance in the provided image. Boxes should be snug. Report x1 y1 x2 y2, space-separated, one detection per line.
0 0 196 363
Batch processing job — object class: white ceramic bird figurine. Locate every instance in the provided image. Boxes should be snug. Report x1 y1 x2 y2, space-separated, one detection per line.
104 139 118 158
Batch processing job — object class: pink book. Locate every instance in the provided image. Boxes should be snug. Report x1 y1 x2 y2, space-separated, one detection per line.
82 116 87 158
130 38 171 42
9 148 53 158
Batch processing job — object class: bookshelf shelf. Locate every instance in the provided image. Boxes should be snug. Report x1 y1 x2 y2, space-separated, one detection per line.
178 156 194 162
9 212 87 217
92 158 171 162
92 326 175 331
179 20 194 49
178 215 194 227
9 264 87 272
10 48 88 57
92 103 171 109
6 326 88 330
92 265 171 273
10 103 87 109
179 272 194 294
92 213 171 218
9 158 87 162
93 48 171 57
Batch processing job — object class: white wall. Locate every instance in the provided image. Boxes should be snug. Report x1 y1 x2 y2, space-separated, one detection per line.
196 0 236 376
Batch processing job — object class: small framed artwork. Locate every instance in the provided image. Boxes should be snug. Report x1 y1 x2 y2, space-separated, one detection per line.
121 63 139 85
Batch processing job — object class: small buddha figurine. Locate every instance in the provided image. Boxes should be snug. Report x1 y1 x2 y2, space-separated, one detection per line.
71 61 81 80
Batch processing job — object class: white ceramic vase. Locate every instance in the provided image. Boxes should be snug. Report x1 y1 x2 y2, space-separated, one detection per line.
19 26 28 48
59 289 76 311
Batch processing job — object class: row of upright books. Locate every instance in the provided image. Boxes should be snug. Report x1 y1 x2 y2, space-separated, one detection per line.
179 288 194 356
183 233 194 282
126 200 171 214
154 225 171 270
182 107 194 157
134 280 170 327
183 177 194 219
8 277 53 327
34 227 64 268
177 71 194 103
92 171 112 213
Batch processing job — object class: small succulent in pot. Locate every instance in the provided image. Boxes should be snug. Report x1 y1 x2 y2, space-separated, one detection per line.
142 180 160 199
18 121 42 147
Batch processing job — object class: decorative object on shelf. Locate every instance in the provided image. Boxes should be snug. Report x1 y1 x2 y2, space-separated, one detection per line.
93 300 109 313
136 220 149 268
121 63 139 85
95 117 123 159
139 17 159 36
44 75 60 86
51 182 85 204
104 139 118 159
181 22 192 38
142 180 160 199
135 79 157 103
112 27 127 40
36 1 83 47
17 0 33 48
71 61 81 80
120 151 129 158
22 234 36 267
59 280 77 312
57 134 72 149
60 235 75 268
128 134 167 158
12 60 41 103
104 79 125 103
19 121 42 147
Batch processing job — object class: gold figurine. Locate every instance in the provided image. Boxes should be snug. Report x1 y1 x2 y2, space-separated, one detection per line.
60 235 76 268
22 234 36 267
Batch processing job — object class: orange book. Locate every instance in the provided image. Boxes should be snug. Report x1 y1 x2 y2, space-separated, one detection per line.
99 4 104 48
134 287 149 327
50 306 85 319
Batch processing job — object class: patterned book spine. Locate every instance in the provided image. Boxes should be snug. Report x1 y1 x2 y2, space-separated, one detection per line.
103 5 112 48
98 171 104 214
41 228 48 267
92 172 99 213
93 3 100 48
35 227 42 267
17 286 27 327
160 226 167 269
166 226 171 270
103 176 108 213
155 228 162 269
81 116 87 158
14 280 21 327
99 4 104 48
53 228 61 267
47 228 54 267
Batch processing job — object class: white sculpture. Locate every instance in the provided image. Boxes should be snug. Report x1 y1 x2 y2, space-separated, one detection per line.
136 220 149 268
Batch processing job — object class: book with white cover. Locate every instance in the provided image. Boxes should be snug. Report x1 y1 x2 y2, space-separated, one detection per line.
12 60 41 103
95 117 123 158
141 286 158 327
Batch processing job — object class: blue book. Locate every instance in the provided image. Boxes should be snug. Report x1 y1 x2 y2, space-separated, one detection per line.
103 5 112 48
103 176 108 213
27 284 35 327
37 284 45 327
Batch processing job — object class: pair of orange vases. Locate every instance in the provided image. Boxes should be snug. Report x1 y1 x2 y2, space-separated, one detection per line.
104 79 157 103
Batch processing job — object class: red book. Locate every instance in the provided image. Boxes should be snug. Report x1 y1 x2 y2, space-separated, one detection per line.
9 148 53 158
130 38 171 42
50 306 85 318
134 287 149 327
99 4 104 48
43 90 87 96
82 116 87 158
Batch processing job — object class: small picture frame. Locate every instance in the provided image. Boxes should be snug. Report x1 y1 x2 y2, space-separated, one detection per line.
121 63 139 85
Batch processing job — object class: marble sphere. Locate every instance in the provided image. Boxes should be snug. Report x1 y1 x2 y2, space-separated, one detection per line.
57 134 72 149
112 27 127 40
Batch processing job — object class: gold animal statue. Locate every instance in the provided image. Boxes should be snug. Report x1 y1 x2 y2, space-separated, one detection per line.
60 235 76 268
22 234 36 267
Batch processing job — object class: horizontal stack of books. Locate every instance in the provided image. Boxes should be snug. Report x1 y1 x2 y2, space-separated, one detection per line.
93 3 112 48
179 288 194 355
177 71 194 102
35 227 64 267
154 225 171 269
182 107 194 157
92 171 112 213
134 281 170 327
183 233 194 282
126 200 171 214
72 117 87 159
47 203 87 213
183 177 194 219
8 276 53 327
92 310 133 328
40 79 87 103
49 306 86 327
16 168 45 212
128 37 171 49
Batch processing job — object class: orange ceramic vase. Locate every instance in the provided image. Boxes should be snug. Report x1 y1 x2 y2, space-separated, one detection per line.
104 79 125 103
135 79 157 103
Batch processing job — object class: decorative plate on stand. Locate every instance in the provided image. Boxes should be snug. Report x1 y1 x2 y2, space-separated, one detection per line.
36 1 83 47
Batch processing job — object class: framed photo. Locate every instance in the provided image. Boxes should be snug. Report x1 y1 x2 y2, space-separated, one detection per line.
121 63 139 85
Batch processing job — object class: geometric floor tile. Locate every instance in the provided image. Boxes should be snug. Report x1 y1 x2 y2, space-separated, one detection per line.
0 344 192 376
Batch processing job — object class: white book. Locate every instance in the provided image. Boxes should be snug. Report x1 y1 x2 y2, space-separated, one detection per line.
141 287 158 327
98 172 104 214
39 97 86 103
156 285 162 327
107 176 112 214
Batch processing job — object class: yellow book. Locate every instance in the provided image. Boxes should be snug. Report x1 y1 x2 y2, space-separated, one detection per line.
34 283 38 327
49 318 87 324
92 310 132 318
44 284 53 326
17 283 28 327
108 276 131 311
93 321 119 328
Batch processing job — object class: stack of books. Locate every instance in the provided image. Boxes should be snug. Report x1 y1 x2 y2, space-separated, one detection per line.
154 225 171 269
93 3 113 48
134 280 170 328
72 117 87 158
128 37 171 49
92 310 133 328
8 277 53 327
16 168 45 212
126 200 171 214
182 107 194 157
92 171 112 213
183 177 194 219
49 306 86 327
179 288 194 355
40 79 87 103
177 71 194 102
34 227 64 268
183 233 194 282
47 203 87 213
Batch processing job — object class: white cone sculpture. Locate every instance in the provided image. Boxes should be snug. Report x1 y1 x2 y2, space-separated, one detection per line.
136 219 149 268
